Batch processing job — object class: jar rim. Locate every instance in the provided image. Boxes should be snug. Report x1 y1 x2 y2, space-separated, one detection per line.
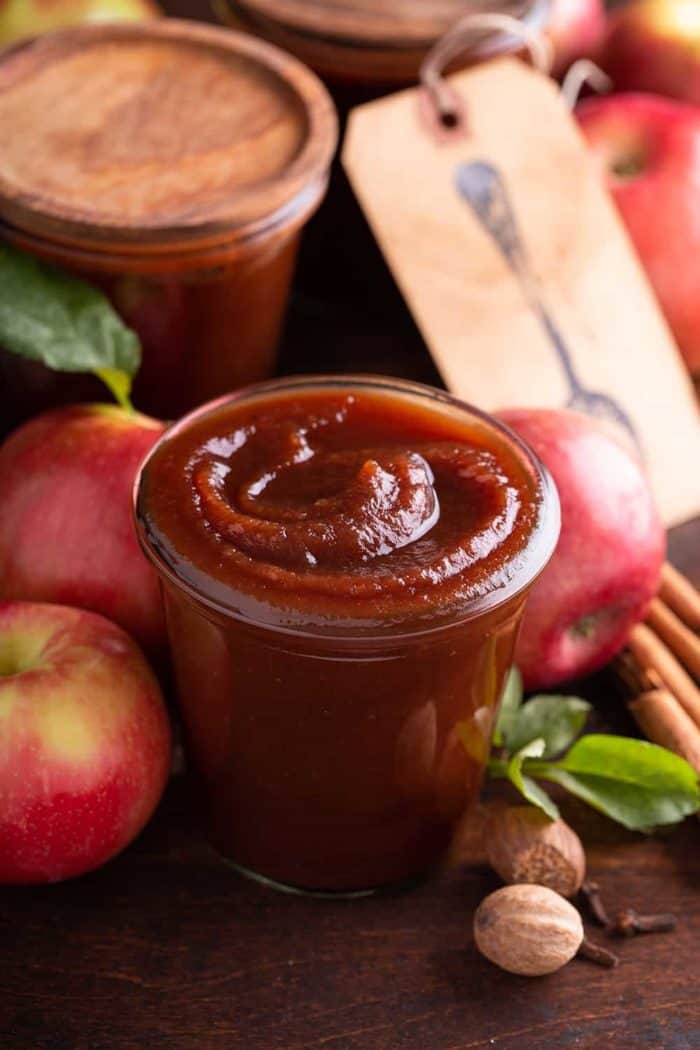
134 374 561 643
0 174 327 275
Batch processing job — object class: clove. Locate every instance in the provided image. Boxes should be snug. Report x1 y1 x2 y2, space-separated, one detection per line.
577 936 620 969
580 879 611 927
611 908 678 938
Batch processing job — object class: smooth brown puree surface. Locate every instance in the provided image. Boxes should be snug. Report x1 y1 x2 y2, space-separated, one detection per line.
139 386 544 631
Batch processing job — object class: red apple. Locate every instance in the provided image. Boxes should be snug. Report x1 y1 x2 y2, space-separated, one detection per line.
0 404 166 654
499 408 665 690
602 0 700 105
0 0 160 48
0 602 171 883
577 92 700 375
548 0 607 78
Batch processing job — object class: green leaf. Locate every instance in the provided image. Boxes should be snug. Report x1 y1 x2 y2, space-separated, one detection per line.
536 734 700 831
505 737 560 821
504 695 592 759
0 243 141 407
515 774 561 822
492 666 523 747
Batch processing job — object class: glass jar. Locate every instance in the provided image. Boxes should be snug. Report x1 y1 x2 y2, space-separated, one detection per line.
135 375 560 893
0 21 337 427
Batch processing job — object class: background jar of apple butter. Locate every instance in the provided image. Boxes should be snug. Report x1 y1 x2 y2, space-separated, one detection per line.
0 21 337 427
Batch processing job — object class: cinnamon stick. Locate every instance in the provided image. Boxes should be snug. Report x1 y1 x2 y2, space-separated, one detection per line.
659 562 700 632
628 688 700 775
626 623 700 726
646 598 700 681
614 651 660 696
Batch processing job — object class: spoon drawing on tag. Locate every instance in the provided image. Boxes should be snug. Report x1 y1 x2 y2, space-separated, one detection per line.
455 160 641 455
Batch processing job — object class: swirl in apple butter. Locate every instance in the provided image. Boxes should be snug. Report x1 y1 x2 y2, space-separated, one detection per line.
139 383 551 631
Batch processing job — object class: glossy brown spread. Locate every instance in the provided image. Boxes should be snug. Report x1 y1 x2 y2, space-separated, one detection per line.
139 384 545 632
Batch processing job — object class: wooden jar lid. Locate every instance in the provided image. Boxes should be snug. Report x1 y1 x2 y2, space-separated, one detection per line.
0 20 337 252
224 0 549 83
233 0 479 46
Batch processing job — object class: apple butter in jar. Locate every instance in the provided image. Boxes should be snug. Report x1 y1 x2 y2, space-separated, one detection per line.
135 375 560 893
0 21 337 426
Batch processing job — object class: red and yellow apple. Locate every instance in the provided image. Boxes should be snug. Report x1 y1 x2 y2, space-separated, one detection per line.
0 404 166 654
0 0 159 48
0 602 171 883
499 408 666 690
602 0 700 105
577 91 700 375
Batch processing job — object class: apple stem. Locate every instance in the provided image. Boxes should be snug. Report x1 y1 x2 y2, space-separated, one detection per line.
571 613 600 640
95 367 135 414
611 157 645 180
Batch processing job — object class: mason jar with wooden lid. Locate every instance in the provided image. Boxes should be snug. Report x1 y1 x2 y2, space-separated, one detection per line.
218 0 551 92
0 20 337 425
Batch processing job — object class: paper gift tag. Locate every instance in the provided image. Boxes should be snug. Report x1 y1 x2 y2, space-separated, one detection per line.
342 57 700 528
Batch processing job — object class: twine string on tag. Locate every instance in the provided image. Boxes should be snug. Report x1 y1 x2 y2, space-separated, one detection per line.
420 12 554 128
560 59 613 109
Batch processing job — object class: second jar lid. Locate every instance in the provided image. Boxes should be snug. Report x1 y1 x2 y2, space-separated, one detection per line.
222 0 550 83
0 20 338 253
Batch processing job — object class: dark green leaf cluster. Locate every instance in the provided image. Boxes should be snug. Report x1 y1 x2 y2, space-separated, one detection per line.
488 669 700 831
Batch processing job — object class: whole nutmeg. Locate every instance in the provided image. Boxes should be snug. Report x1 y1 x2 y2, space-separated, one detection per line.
474 884 584 976
485 806 586 897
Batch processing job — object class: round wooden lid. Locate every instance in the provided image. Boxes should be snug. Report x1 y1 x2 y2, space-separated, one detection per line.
224 0 548 83
230 0 541 47
0 21 337 251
